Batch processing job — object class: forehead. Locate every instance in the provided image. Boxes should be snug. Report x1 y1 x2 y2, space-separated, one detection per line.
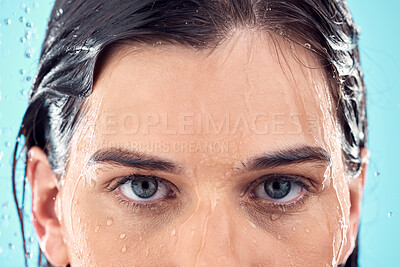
78 32 334 168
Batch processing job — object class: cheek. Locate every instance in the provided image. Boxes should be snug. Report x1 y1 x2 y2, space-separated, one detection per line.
242 193 341 265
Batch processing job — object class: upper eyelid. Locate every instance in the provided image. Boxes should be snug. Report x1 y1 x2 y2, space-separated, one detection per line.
110 174 181 194
245 174 310 193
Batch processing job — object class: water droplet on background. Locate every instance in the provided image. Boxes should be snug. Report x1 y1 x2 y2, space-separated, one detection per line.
388 212 393 218
25 50 32 58
2 202 8 210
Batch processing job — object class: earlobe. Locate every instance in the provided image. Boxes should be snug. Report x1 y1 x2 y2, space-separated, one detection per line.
26 146 69 266
339 147 369 264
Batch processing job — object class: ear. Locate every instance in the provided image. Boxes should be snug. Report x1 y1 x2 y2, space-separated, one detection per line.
26 146 69 266
339 147 369 264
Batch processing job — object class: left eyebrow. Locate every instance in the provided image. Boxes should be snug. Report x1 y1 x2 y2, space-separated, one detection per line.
243 145 331 171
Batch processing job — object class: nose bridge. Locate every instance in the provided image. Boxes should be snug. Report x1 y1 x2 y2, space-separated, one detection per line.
179 189 240 267
196 198 239 265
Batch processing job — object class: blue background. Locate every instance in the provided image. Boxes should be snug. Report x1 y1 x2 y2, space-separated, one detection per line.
0 0 399 266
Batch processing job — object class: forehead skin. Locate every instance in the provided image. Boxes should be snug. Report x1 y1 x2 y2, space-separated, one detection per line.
86 31 328 163
59 31 349 266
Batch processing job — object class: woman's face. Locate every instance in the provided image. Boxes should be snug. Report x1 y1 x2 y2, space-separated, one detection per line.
29 32 365 266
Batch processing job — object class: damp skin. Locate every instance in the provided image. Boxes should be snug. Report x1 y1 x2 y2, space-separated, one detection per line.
28 31 366 266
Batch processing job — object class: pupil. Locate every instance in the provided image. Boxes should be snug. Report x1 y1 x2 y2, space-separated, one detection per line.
264 181 291 199
131 175 158 198
142 181 149 189
272 182 281 190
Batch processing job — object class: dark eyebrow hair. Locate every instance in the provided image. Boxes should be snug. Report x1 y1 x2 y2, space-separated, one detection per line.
88 147 180 173
245 145 331 171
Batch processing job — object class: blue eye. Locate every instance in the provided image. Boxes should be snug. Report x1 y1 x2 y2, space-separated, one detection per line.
253 177 306 203
119 175 170 202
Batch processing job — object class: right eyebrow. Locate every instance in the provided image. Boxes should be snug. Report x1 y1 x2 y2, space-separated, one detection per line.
88 147 181 174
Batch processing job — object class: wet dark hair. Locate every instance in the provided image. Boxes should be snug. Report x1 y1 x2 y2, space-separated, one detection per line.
12 0 366 266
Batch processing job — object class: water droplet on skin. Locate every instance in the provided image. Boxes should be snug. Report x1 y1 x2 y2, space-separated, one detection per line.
388 212 393 218
252 239 257 245
90 179 96 188
106 217 114 226
120 233 126 239
249 222 256 229
292 226 296 232
304 228 310 233
121 245 127 252
191 230 195 237
171 228 176 236
94 225 100 232
304 43 311 49
277 234 282 240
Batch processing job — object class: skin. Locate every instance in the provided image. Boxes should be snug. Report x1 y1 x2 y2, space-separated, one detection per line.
27 31 368 266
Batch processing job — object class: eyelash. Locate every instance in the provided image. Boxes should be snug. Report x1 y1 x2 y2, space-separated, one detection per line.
107 173 313 212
